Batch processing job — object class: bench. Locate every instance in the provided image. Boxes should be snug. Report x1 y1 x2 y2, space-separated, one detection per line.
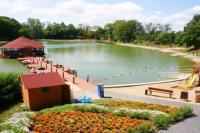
148 87 174 98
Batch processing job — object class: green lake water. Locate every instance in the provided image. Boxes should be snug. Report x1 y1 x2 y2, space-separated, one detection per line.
0 59 27 73
0 41 194 85
43 41 193 85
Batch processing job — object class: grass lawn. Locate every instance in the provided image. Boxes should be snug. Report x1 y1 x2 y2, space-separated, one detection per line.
40 104 74 114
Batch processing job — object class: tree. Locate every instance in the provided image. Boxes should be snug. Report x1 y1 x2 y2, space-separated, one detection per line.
163 24 172 33
183 14 200 49
0 73 21 107
25 18 44 39
145 23 156 34
44 23 65 39
66 24 77 39
19 23 31 38
111 20 143 42
174 32 184 46
104 23 113 41
77 24 85 38
156 32 175 44
95 26 106 40
144 23 157 41
0 16 21 40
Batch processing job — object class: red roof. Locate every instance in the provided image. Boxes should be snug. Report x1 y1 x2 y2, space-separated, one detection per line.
20 72 66 89
1 36 44 49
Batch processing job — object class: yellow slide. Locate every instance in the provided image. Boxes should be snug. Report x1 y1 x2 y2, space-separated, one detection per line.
179 74 198 90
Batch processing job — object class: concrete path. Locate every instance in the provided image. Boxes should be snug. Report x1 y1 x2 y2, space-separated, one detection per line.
105 91 200 133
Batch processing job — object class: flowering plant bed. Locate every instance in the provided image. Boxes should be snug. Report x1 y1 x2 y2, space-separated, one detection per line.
94 99 178 114
0 112 35 133
33 99 193 133
1 99 194 133
33 111 153 133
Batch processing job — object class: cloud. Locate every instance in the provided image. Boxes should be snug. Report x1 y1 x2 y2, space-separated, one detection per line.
0 0 143 24
0 0 199 31
144 5 200 31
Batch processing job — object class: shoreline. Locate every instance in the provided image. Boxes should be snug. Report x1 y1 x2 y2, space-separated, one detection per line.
107 41 199 63
39 39 95 43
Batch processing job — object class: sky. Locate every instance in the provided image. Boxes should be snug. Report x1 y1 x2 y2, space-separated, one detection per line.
0 0 200 31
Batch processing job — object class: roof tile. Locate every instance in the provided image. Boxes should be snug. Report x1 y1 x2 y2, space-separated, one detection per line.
1 36 44 49
20 72 66 89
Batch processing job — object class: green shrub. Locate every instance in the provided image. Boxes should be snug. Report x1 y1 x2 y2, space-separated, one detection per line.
153 114 170 130
72 104 112 114
179 106 193 118
0 72 21 107
112 109 128 117
73 104 153 120
128 112 152 120
169 111 184 123
168 106 193 123
73 104 86 112
127 124 157 133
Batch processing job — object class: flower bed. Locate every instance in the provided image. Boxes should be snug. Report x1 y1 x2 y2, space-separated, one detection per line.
0 112 35 133
94 99 178 114
2 99 193 133
33 111 153 133
72 104 167 119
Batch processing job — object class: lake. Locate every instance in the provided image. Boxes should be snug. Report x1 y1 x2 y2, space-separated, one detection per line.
0 41 194 85
0 58 27 73
43 41 193 85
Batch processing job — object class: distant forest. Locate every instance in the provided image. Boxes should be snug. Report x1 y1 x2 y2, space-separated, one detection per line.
0 14 200 49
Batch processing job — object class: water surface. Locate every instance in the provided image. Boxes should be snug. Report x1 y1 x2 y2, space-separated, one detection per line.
42 41 193 85
0 59 27 73
0 41 194 85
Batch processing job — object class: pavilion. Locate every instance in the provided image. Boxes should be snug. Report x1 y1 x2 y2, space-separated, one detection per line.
0 36 44 58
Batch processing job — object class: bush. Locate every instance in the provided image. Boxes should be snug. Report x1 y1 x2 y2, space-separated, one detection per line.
0 72 21 107
128 112 152 120
168 106 193 123
112 109 128 117
179 106 193 118
127 124 157 133
169 111 184 123
73 104 112 114
73 104 154 120
153 114 170 130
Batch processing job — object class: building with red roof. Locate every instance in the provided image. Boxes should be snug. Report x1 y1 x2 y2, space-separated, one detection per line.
20 72 71 110
0 36 45 58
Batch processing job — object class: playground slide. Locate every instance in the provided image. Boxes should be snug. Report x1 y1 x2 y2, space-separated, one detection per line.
179 74 198 89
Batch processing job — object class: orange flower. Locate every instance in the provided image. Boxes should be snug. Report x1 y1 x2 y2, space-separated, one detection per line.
33 111 148 133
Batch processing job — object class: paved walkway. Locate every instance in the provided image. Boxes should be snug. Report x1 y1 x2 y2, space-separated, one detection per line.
105 91 200 133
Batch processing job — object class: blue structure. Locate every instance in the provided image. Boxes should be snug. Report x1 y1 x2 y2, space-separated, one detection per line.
97 83 104 98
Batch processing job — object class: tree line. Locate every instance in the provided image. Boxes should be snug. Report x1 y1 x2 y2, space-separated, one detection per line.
0 15 200 49
0 17 96 40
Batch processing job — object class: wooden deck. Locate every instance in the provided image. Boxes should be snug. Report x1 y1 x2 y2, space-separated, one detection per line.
18 57 96 90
